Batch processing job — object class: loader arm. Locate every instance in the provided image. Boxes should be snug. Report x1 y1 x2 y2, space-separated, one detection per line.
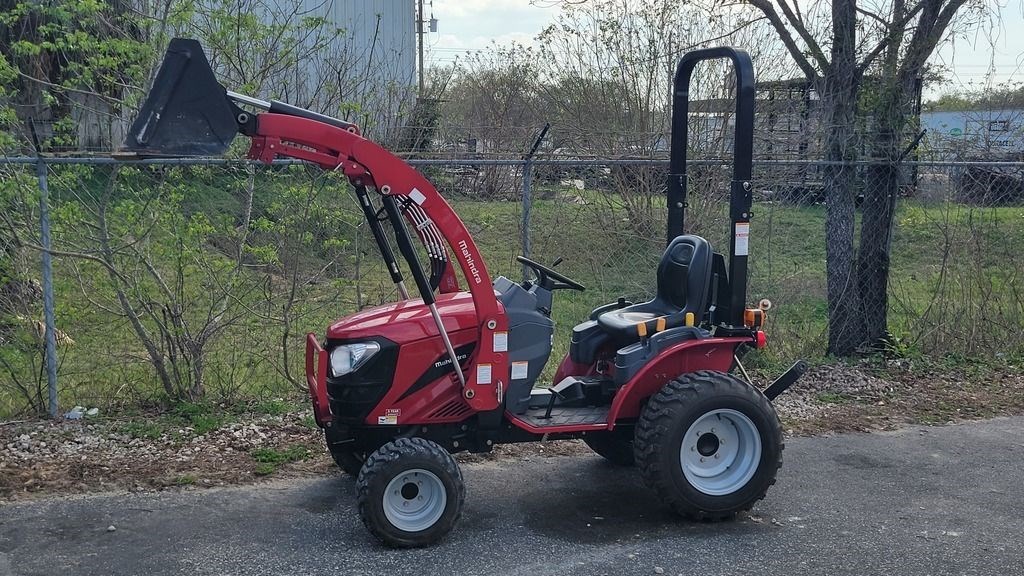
244 113 507 411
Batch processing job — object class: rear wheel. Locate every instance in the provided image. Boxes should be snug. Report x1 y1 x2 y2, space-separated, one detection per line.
583 428 635 466
634 370 782 520
356 438 465 548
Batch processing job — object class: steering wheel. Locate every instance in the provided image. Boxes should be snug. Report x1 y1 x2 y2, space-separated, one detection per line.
516 256 586 291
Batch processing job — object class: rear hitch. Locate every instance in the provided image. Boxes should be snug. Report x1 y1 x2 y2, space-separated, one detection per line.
763 360 808 401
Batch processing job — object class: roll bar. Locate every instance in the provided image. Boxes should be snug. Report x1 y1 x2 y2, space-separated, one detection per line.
667 46 755 329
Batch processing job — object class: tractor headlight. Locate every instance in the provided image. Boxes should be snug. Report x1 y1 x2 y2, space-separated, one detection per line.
329 342 381 377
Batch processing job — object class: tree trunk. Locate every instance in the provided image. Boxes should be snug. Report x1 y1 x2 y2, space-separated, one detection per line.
823 0 865 356
857 97 903 350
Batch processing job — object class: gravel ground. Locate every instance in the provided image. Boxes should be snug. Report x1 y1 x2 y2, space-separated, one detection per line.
2 360 1023 502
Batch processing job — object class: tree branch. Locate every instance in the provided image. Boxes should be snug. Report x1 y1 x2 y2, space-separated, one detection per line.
856 1 928 74
745 0 822 80
777 0 831 71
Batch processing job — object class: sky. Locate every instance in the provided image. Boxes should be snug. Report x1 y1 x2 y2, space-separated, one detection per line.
421 0 1024 98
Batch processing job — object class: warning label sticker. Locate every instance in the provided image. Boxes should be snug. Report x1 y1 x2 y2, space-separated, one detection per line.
477 363 492 385
735 222 750 256
377 414 398 425
511 361 529 380
493 331 508 352
409 188 427 205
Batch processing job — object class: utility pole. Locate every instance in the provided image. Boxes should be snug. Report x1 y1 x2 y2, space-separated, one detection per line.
417 0 425 95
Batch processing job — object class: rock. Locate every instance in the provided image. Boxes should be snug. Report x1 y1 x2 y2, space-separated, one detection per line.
106 525 116 532
85 407 99 417
655 568 665 574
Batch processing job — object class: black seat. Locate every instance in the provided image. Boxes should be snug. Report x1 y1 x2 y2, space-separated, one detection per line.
597 235 712 342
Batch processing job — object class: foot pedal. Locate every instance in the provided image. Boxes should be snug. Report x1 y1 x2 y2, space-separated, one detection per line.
543 377 587 418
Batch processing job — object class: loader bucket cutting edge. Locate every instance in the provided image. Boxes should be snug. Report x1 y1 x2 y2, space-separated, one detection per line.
120 38 239 157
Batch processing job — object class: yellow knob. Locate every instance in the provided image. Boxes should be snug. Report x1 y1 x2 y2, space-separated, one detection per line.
685 312 694 327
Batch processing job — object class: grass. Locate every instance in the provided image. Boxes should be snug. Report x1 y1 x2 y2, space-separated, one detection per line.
2 163 1023 418
119 420 167 440
172 403 228 435
250 445 310 475
254 398 295 416
113 402 234 440
815 392 851 405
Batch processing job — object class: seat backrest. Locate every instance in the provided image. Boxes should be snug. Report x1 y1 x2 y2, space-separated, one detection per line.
656 235 713 320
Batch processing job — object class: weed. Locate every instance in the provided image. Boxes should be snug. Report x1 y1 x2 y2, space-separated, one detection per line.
254 462 277 476
251 445 309 464
174 474 197 486
250 444 310 476
816 392 850 405
172 402 227 435
255 399 293 416
119 420 166 440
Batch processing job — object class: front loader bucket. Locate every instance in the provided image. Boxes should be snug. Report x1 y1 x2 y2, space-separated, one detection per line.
120 38 239 157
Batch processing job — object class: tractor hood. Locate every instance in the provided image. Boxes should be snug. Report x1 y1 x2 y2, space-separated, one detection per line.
327 291 487 343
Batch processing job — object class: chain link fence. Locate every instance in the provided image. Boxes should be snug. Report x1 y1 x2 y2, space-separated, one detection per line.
2 156 1023 417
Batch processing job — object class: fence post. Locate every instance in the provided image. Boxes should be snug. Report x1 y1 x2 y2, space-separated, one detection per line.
35 158 59 418
521 123 549 281
520 159 532 282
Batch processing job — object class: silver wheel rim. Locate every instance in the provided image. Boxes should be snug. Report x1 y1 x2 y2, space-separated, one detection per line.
680 408 762 496
382 468 447 532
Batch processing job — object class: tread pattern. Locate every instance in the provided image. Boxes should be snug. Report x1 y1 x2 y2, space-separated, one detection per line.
356 437 465 547
634 370 783 521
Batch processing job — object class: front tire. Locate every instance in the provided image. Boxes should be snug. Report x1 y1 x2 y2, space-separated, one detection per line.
324 426 366 476
356 438 465 548
634 370 783 520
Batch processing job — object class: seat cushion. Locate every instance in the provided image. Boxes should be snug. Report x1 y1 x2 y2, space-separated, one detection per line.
597 303 675 342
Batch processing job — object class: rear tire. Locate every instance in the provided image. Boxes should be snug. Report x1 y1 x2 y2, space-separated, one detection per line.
356 438 465 548
583 428 635 466
634 370 783 520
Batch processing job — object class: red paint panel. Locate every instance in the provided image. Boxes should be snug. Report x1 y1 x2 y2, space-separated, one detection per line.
606 337 747 425
327 292 483 343
366 328 478 425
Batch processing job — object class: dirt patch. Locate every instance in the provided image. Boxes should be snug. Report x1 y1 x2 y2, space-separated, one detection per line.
772 360 1024 435
2 361 1022 502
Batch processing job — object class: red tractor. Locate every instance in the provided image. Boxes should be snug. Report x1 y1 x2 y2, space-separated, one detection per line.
123 39 806 547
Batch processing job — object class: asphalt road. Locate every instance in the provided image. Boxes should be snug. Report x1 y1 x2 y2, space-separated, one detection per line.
2 416 1023 576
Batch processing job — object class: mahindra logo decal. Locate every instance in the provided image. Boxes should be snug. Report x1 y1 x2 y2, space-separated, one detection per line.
458 239 482 284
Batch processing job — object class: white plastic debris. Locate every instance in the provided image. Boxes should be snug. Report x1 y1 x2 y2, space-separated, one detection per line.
64 406 86 420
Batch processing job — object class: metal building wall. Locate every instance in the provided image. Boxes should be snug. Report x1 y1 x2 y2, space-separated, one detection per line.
296 0 416 138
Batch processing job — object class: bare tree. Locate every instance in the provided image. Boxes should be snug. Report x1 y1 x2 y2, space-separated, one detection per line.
744 0 993 355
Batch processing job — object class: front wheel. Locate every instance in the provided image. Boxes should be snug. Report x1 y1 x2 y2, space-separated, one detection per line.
324 426 366 476
356 438 465 548
634 370 783 520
